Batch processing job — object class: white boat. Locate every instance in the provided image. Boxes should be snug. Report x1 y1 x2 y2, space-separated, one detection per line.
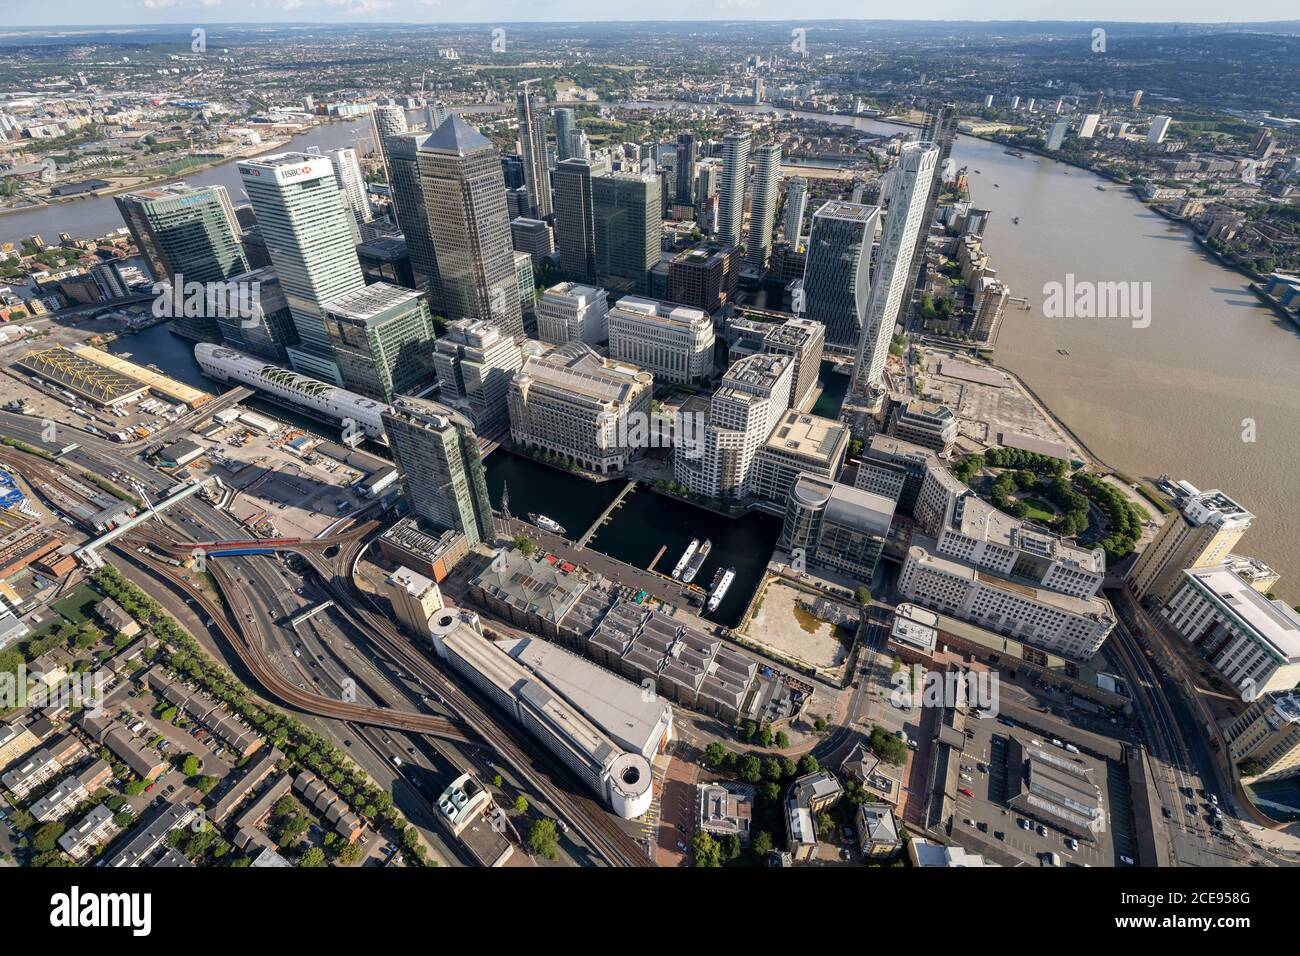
706 567 735 613
672 539 699 579
682 539 711 583
528 513 565 535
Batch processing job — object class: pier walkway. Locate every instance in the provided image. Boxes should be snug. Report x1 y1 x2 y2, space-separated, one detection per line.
575 479 638 549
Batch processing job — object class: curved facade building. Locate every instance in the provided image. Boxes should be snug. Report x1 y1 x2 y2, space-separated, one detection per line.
194 343 390 440
429 609 666 820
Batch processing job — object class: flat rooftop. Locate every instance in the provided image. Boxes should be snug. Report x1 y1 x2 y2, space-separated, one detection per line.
322 281 424 323
813 200 878 222
949 494 1103 573
910 534 1114 620
1185 566 1300 663
763 410 847 466
503 636 672 759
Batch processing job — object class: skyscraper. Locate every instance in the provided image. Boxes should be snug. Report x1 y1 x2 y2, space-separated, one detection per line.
553 158 596 283
1147 115 1173 145
321 283 437 403
516 81 553 219
326 146 372 232
371 104 409 186
852 141 938 393
717 132 751 248
417 114 524 339
908 102 956 291
386 132 443 310
802 201 879 351
237 152 367 382
115 183 249 343
424 102 452 132
553 108 575 163
675 133 697 205
744 143 782 272
1045 120 1070 151
382 397 496 547
1127 484 1254 605
500 154 526 190
593 171 661 295
784 176 808 243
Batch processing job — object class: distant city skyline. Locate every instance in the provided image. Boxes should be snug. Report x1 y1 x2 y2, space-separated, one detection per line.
5 6 1300 28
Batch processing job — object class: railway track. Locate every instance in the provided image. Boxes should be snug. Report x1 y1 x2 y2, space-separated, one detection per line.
297 542 654 868
117 543 475 744
135 523 651 867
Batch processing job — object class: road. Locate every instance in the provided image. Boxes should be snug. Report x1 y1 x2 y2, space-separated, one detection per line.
1103 599 1268 866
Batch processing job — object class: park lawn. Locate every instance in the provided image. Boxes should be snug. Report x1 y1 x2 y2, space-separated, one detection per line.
1017 497 1058 524
50 583 103 627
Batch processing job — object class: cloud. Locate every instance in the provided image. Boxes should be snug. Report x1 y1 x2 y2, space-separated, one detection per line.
142 0 179 8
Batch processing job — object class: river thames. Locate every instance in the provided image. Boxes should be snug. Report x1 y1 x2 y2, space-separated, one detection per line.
719 103 1298 600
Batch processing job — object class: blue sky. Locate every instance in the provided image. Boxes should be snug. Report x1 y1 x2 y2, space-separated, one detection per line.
5 2 1299 28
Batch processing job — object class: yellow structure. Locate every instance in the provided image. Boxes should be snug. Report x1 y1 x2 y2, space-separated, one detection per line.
71 344 212 408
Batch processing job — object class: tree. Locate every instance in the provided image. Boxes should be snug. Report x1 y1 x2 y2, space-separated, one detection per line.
336 842 362 866
813 718 827 733
528 818 560 861
180 754 201 777
492 775 503 788
797 754 820 776
757 725 773 747
299 847 326 868
514 795 529 814
704 742 728 768
751 831 774 857
775 730 790 749
738 754 763 784
721 833 742 861
512 533 536 556
32 822 66 853
816 812 836 841
869 725 908 766
855 586 872 605
691 830 722 867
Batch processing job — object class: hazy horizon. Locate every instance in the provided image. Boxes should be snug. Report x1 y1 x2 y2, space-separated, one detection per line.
5 6 1300 31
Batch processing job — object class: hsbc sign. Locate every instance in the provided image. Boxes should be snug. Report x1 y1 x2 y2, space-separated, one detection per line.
274 162 324 182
